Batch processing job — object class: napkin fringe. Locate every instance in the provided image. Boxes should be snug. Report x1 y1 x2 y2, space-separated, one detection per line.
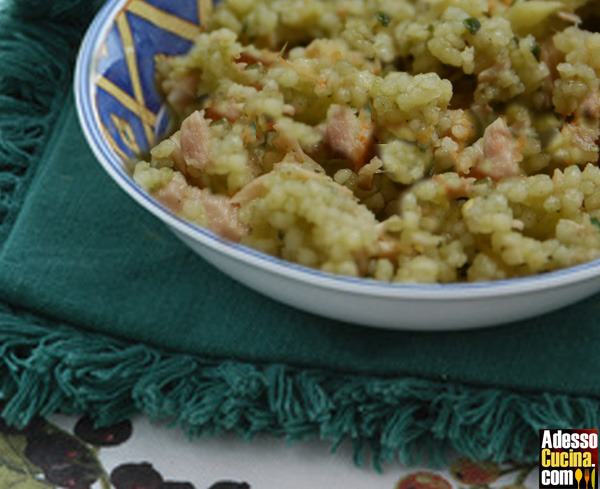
2 0 599 470
1 304 598 468
0 0 96 245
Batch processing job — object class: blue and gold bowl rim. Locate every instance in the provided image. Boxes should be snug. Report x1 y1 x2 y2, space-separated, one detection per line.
90 0 205 160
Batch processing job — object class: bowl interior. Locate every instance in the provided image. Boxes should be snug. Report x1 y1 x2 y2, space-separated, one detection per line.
76 0 600 304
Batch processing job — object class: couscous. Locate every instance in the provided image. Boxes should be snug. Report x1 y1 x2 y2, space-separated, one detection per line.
134 0 600 282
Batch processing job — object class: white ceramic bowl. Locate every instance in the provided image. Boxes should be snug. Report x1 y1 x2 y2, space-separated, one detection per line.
74 0 600 330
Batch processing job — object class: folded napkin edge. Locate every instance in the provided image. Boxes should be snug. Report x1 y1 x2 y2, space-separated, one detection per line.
2 301 598 470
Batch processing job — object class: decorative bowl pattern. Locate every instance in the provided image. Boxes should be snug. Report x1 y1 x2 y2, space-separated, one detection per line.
91 0 203 160
75 0 600 330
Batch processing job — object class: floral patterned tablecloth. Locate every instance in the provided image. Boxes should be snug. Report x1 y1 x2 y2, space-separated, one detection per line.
0 413 539 489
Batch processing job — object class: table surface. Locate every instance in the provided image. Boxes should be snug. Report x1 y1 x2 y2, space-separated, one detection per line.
0 413 540 489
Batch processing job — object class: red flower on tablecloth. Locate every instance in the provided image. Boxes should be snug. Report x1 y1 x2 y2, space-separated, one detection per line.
450 457 501 485
396 472 453 489
4 413 542 489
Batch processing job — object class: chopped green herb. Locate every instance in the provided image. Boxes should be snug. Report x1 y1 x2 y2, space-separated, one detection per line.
278 231 285 240
210 118 228 126
530 41 541 62
591 217 600 230
463 16 481 35
361 106 372 122
427 23 434 33
474 176 492 185
417 143 427 153
245 62 263 70
375 11 391 27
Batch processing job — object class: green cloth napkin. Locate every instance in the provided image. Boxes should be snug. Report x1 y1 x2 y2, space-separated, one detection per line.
0 0 598 468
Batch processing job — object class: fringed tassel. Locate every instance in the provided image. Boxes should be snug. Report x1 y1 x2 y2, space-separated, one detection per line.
0 0 98 244
3 0 100 24
1 303 598 469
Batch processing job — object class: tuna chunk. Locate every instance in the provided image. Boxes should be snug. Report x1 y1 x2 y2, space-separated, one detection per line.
166 72 201 115
180 110 212 171
199 192 248 241
204 99 244 122
156 173 247 241
324 105 373 171
576 90 600 122
236 48 279 67
472 118 523 180
562 90 600 161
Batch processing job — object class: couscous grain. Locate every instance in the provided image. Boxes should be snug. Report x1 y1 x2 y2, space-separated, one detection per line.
134 0 600 282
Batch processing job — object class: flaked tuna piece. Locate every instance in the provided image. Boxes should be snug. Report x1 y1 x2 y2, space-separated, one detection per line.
180 110 212 171
170 138 187 175
230 173 271 205
324 105 374 172
474 60 520 105
305 39 367 69
204 99 244 122
149 131 187 175
540 37 563 81
556 11 581 24
236 47 279 67
433 174 476 200
198 192 248 241
165 72 201 115
155 173 247 241
357 157 382 191
471 118 523 180
270 118 322 155
271 121 304 153
560 90 600 161
153 173 189 212
231 162 322 205
477 60 511 84
540 37 564 105
576 90 600 122
231 161 353 205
